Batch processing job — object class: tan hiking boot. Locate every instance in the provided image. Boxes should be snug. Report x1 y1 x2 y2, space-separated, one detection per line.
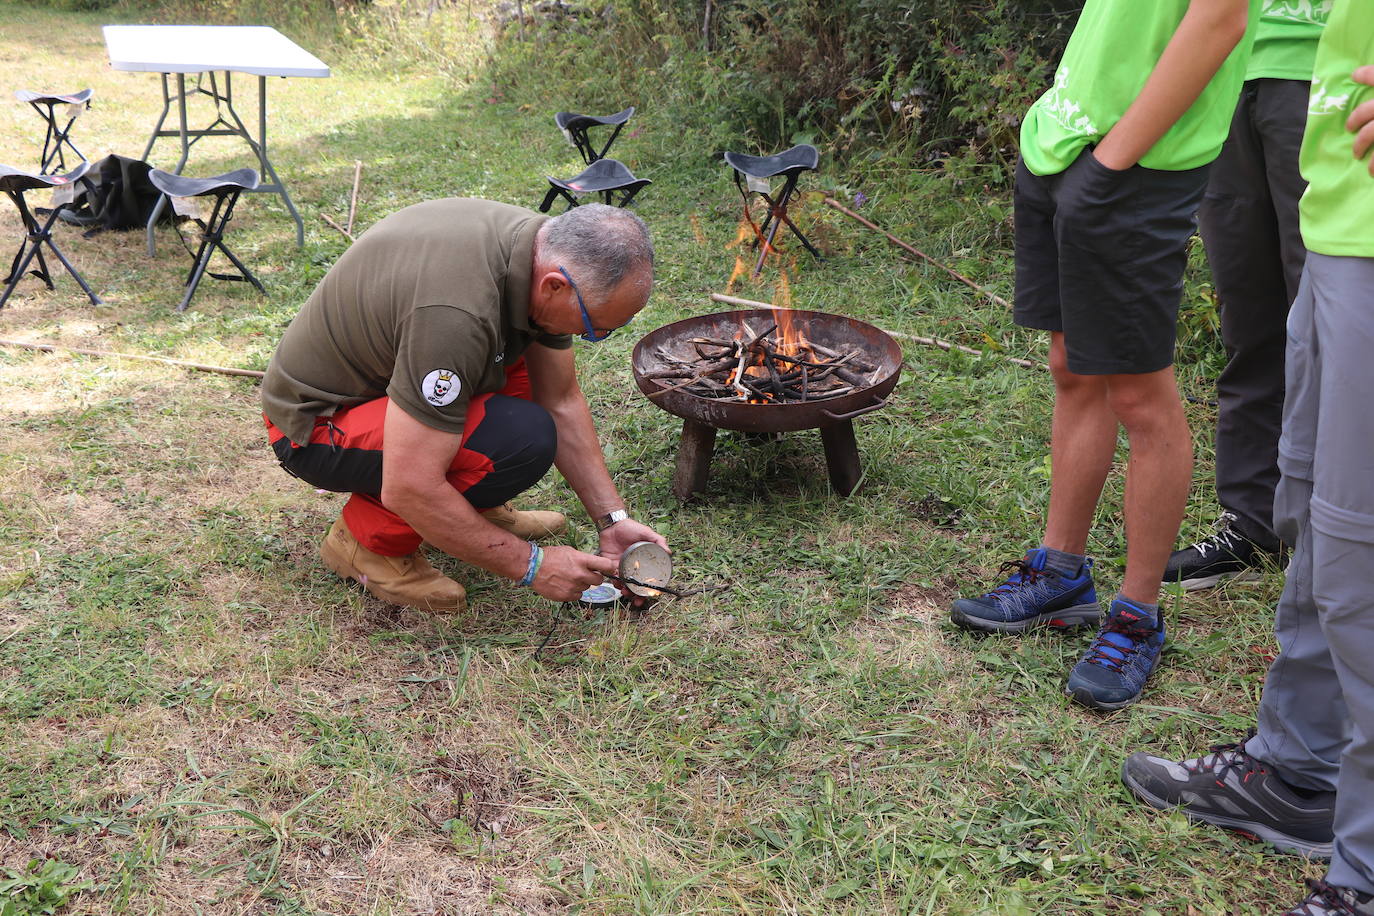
480 502 566 539
319 518 466 613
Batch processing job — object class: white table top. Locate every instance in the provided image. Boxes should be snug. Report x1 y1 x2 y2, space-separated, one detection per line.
103 25 330 78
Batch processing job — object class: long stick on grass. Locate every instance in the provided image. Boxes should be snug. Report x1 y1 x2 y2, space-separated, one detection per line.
822 196 1013 310
347 160 362 235
0 338 265 379
321 213 355 243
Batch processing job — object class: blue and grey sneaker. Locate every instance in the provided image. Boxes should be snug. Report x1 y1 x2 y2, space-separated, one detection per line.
1066 596 1165 711
950 548 1100 633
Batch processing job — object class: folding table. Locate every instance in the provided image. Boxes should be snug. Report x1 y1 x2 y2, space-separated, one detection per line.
102 25 330 254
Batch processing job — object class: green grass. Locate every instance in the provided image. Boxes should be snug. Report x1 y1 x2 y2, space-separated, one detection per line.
0 2 1310 913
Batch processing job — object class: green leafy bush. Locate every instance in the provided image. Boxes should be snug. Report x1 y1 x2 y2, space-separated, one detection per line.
481 0 1082 174
0 859 90 916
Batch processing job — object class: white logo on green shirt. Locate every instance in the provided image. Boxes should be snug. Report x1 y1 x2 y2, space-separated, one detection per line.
1037 66 1100 136
1262 0 1332 25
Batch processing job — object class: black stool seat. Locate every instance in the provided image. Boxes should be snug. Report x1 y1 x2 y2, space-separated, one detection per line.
149 168 264 312
0 160 89 194
148 167 260 199
555 107 634 132
724 144 819 180
15 88 92 174
540 158 650 213
1 160 101 309
554 106 635 165
15 88 94 106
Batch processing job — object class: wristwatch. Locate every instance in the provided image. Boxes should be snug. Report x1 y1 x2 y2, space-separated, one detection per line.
594 508 630 532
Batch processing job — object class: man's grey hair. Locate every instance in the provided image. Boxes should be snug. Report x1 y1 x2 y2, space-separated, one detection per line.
540 204 654 303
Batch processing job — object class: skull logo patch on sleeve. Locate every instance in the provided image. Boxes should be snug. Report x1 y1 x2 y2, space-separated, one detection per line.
422 368 462 406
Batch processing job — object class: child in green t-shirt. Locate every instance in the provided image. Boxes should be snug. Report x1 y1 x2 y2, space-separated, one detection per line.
1123 3 1374 910
949 0 1256 711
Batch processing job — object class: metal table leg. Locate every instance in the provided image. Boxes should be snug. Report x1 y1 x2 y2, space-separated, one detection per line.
145 72 191 256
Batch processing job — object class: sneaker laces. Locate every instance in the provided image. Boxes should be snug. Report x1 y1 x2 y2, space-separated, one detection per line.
1293 879 1368 915
1184 730 1265 787
983 558 1049 599
1083 610 1155 671
1186 511 1245 554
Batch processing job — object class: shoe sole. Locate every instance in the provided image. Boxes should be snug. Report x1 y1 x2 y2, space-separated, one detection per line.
1175 568 1263 592
1066 684 1141 712
951 602 1101 634
1121 765 1334 860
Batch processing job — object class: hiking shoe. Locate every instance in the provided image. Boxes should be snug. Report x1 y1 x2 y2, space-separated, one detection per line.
1282 880 1374 915
950 548 1099 633
1165 510 1283 590
1121 733 1335 860
1065 596 1164 710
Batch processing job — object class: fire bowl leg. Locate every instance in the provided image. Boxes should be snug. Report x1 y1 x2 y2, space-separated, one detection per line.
672 419 717 502
820 420 863 497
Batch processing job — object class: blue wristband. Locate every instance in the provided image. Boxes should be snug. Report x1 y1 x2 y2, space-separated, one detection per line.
519 542 543 587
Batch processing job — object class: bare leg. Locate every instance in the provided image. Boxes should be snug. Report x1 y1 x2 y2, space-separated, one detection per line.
1106 365 1193 604
1043 333 1118 556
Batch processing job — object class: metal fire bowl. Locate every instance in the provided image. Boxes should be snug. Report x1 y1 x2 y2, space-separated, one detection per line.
632 309 903 433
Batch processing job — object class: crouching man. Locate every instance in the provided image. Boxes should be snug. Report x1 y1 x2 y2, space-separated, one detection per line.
260 199 668 611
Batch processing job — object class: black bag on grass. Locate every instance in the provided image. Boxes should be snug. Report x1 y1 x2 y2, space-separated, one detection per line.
58 154 171 236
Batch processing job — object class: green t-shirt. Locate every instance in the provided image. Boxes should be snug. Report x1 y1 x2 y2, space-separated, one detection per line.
262 199 572 446
1020 0 1259 175
1298 0 1374 257
1248 0 1331 81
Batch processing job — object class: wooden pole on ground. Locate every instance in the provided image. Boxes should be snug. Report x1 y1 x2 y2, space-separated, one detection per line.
321 213 354 242
347 160 362 236
0 339 265 379
822 196 1012 310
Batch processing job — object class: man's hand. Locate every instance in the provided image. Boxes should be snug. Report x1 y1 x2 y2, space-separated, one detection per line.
597 518 670 564
1348 66 1374 177
533 545 619 602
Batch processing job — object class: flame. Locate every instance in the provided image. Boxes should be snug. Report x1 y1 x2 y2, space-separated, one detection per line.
689 211 706 246
724 218 755 292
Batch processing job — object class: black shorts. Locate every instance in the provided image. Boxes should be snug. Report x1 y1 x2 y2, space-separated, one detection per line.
1013 147 1209 375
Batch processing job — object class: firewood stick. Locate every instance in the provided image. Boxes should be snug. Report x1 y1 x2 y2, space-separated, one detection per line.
0 338 265 379
347 160 363 235
822 196 1013 310
887 332 1046 371
709 292 794 310
321 213 355 243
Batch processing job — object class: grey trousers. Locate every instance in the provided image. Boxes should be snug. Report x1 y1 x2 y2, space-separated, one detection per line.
1197 79 1310 548
1246 254 1374 894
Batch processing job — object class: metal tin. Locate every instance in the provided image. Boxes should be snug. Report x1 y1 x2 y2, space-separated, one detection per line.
578 581 623 609
619 541 672 597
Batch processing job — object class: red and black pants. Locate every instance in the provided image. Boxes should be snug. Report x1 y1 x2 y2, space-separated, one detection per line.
265 359 556 556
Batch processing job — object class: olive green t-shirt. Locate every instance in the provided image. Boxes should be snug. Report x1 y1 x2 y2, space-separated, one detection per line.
262 199 572 446
1298 0 1374 257
1020 0 1259 176
1247 0 1330 81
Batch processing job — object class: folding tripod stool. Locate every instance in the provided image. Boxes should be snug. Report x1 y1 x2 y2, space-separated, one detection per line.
723 143 822 276
540 158 651 213
148 167 264 312
15 89 93 174
554 107 635 165
1 161 102 309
